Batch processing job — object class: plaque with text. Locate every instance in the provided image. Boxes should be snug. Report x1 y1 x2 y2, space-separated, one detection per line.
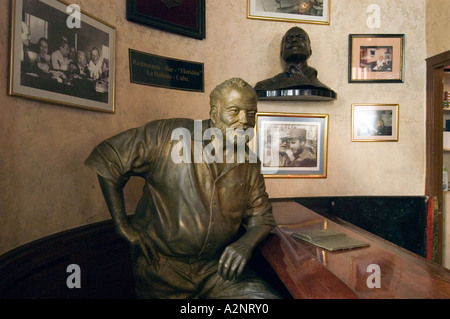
129 49 204 92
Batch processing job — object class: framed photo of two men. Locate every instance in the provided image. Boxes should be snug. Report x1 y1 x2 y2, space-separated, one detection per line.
9 0 116 113
255 113 329 179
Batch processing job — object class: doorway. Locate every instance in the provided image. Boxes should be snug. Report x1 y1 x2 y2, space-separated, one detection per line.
426 50 450 265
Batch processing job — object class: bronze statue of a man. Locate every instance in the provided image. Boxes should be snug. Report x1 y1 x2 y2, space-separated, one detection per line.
85 78 280 299
254 26 333 93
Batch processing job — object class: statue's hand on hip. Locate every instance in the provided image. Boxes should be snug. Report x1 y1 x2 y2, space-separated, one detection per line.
122 226 160 270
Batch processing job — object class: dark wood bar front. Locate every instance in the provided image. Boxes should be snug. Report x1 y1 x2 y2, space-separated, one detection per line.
260 201 450 299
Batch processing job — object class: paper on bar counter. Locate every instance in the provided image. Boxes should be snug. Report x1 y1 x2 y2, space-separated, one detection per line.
291 228 370 252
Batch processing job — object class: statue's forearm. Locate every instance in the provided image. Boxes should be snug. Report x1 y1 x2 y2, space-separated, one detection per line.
238 224 273 250
97 175 132 236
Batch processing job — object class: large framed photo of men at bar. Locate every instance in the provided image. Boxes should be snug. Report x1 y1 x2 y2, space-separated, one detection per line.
255 113 328 178
247 0 330 25
9 0 116 113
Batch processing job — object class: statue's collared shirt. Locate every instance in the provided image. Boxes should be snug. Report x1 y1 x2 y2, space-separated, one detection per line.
85 118 275 260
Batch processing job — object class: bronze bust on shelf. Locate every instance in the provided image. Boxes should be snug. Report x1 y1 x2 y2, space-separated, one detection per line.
85 77 281 299
254 26 336 100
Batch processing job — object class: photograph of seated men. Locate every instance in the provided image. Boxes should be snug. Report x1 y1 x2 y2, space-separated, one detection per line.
20 15 110 103
257 0 324 16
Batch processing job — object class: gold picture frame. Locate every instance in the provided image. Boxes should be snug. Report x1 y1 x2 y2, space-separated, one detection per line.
254 112 329 178
247 0 330 25
9 0 116 112
351 104 399 142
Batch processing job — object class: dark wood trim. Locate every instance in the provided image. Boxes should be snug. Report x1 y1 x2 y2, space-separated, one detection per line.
425 50 450 264
0 217 290 299
0 220 136 299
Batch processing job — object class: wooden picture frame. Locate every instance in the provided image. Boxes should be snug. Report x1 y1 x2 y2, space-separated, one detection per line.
351 103 399 142
247 0 330 25
349 34 404 83
255 112 329 178
126 0 205 40
9 0 116 112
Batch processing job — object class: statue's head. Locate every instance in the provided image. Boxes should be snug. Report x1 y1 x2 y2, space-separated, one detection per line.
209 78 257 146
281 27 312 63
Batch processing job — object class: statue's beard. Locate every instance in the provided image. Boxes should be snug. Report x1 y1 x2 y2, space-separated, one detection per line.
212 121 252 148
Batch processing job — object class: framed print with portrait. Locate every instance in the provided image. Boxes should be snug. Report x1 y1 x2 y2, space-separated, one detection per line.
126 0 206 40
351 104 399 142
255 112 328 178
247 0 330 25
349 34 404 83
9 0 116 112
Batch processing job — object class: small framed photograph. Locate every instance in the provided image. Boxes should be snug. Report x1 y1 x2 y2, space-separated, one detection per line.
351 104 399 142
126 0 206 40
349 34 404 83
255 112 328 178
247 0 330 25
9 0 116 112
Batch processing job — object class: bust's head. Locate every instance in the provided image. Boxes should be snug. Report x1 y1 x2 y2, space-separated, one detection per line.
280 27 312 64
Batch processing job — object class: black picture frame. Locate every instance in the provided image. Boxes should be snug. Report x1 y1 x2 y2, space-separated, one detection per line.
9 0 116 112
126 0 205 40
349 34 404 83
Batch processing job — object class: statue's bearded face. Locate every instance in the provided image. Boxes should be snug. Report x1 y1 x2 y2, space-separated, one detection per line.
211 87 257 147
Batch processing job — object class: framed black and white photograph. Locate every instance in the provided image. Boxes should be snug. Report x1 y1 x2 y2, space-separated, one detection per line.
9 0 116 112
247 0 330 25
349 34 404 83
126 0 206 40
255 112 328 178
351 104 399 142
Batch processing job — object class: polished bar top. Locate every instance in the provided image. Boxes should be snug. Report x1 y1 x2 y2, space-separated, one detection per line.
261 201 450 299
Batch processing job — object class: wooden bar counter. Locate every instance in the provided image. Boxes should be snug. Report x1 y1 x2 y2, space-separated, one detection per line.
260 201 450 299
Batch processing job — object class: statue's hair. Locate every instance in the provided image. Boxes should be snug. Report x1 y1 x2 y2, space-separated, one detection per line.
209 77 255 110
282 26 310 43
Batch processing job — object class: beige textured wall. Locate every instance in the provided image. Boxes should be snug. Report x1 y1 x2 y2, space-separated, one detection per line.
0 0 428 255
426 0 450 57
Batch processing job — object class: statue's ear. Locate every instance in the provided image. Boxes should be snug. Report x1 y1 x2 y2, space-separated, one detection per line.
210 106 218 123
